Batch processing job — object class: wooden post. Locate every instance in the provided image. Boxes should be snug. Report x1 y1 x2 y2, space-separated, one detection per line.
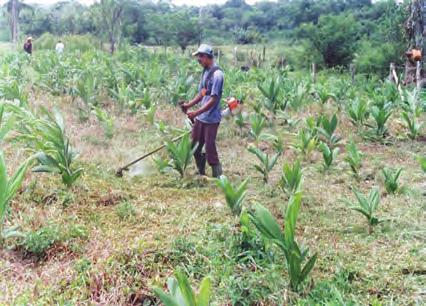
217 49 221 64
233 47 237 66
350 64 356 84
262 45 266 62
312 63 316 83
416 60 422 91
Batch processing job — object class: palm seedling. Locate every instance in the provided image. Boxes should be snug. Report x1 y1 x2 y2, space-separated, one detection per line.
344 141 363 177
401 111 422 140
258 77 284 114
317 114 341 148
249 113 266 143
247 146 279 183
165 133 197 178
144 104 157 126
371 102 392 137
347 98 369 127
318 142 339 169
343 188 382 234
292 128 317 158
0 152 34 242
32 109 83 189
153 270 212 306
382 167 402 194
234 112 246 135
279 160 303 195
0 104 15 142
315 83 335 107
249 193 317 291
216 176 249 216
92 106 114 139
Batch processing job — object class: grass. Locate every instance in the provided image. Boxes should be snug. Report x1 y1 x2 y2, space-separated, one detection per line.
0 50 424 304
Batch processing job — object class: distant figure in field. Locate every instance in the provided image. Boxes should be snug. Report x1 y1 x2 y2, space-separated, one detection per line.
23 37 32 55
55 40 64 54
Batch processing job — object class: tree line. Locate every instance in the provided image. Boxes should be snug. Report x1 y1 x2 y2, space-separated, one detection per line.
0 0 408 72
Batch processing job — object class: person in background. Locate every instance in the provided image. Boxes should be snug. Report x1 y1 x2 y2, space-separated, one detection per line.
181 44 224 178
55 40 64 54
23 37 32 55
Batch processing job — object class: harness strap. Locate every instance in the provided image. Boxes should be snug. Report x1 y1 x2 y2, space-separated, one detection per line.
201 66 221 96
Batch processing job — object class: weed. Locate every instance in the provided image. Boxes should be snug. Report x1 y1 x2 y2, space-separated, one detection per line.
382 167 402 194
116 201 137 220
279 160 303 195
0 104 15 142
343 187 382 234
418 156 426 172
216 176 249 216
153 270 212 306
249 193 317 292
247 146 279 183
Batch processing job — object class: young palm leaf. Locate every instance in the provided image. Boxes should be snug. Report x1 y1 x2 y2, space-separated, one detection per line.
292 128 317 158
249 193 317 291
318 142 339 169
166 133 197 178
216 176 249 216
347 98 369 127
317 114 341 148
258 77 283 114
0 152 34 242
344 187 381 234
344 141 363 177
371 103 392 137
249 113 266 143
280 160 303 195
247 146 279 183
0 104 16 142
382 167 402 194
32 108 83 188
153 270 212 306
401 111 422 140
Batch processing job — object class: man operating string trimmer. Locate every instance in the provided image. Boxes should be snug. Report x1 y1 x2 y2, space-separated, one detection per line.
180 44 224 178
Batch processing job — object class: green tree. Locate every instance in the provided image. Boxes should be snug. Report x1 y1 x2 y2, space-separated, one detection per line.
299 13 361 67
170 11 201 54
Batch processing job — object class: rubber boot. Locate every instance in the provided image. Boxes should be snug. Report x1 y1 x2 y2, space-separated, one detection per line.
211 163 223 178
195 153 206 175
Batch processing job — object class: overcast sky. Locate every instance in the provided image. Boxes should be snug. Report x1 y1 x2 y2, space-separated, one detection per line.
0 0 267 6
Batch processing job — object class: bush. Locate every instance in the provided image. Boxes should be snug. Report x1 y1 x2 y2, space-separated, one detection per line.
116 201 137 220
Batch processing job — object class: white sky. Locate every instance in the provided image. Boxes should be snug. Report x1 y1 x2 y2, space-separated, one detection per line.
0 0 269 6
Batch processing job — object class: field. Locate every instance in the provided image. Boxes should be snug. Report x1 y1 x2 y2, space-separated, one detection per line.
0 45 425 305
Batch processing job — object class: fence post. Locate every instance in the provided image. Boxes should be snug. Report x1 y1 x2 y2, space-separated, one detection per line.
389 63 396 83
416 61 422 91
262 45 266 62
233 47 238 66
350 64 356 84
312 63 316 83
217 49 221 64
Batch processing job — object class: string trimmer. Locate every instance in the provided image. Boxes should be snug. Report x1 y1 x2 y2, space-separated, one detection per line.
115 98 242 178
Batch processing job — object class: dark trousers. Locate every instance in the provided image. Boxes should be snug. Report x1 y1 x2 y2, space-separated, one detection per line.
191 119 220 166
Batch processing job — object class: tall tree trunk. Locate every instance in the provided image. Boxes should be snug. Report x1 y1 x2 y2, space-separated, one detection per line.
10 0 19 43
